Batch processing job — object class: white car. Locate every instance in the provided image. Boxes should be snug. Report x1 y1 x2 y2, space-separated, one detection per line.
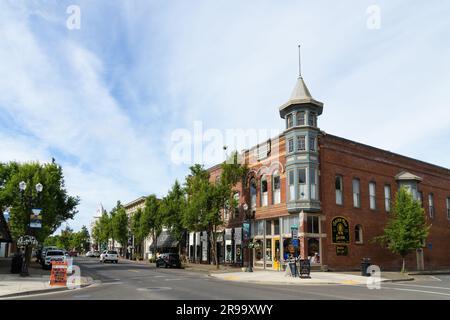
42 250 67 269
86 251 95 257
100 250 118 263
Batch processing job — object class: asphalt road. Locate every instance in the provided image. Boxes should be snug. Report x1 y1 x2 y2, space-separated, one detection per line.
16 257 450 300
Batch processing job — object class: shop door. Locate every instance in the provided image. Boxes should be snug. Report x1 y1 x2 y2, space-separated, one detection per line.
272 237 280 270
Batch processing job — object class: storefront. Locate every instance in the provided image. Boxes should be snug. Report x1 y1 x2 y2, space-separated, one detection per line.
224 228 233 263
234 227 242 264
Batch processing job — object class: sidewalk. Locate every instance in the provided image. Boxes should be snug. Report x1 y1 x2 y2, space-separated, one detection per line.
210 269 414 286
0 258 93 298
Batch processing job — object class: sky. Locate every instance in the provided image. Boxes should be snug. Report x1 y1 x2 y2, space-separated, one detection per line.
1 1 449 233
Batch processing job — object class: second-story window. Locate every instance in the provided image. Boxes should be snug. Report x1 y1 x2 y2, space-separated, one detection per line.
298 168 307 200
297 111 305 126
310 168 317 200
233 192 240 219
384 185 391 212
447 197 450 220
309 137 316 152
428 194 434 218
250 178 257 209
288 170 295 201
335 175 343 205
288 138 294 153
273 172 281 205
307 215 320 234
369 182 376 210
353 178 360 208
261 177 268 207
297 136 306 151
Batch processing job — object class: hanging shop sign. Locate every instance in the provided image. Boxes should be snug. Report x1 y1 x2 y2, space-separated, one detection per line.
242 222 250 242
189 232 194 246
336 245 348 256
331 216 350 244
30 208 42 228
195 232 201 246
225 228 232 241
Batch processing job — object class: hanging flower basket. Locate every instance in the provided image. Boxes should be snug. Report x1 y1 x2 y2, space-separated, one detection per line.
17 235 39 248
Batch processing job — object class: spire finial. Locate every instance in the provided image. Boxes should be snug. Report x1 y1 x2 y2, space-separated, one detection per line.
298 44 302 78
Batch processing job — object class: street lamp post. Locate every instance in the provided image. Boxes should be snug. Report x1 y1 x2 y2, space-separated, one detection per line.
19 181 43 277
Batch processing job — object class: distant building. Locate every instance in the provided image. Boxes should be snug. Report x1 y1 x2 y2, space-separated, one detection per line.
0 210 12 257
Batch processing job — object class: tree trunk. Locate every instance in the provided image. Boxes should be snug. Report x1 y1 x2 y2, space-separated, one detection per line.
401 257 406 273
153 230 157 261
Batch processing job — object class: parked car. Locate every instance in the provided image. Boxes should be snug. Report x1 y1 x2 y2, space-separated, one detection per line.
156 253 181 268
86 251 94 257
100 250 118 263
93 251 101 257
40 246 58 264
42 250 67 269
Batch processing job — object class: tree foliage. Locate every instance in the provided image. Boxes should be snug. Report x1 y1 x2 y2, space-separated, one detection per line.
374 187 430 272
0 161 79 242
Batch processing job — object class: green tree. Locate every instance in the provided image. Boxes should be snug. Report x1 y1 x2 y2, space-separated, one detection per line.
374 187 430 272
98 210 112 250
112 205 129 257
160 180 186 255
142 195 162 259
0 161 80 242
58 225 73 250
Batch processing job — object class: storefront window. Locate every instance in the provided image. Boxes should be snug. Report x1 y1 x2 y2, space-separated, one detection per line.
265 220 272 236
274 220 280 235
255 240 263 261
307 238 320 263
283 238 294 260
256 220 264 236
266 239 272 261
282 215 299 235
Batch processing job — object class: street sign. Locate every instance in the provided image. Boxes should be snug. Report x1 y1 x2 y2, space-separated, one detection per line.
291 224 298 238
30 208 42 228
292 239 299 248
242 221 250 242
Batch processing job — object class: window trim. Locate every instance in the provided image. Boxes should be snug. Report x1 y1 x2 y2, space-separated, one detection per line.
260 176 268 207
298 168 307 200
369 181 376 210
296 111 305 126
288 170 295 201
297 135 306 151
287 114 293 128
355 225 363 244
335 175 343 205
428 193 434 219
384 184 391 213
309 136 316 152
288 138 294 153
352 178 361 208
272 172 281 205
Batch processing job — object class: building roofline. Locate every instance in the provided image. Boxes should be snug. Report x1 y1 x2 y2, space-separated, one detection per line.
123 196 147 208
323 132 450 174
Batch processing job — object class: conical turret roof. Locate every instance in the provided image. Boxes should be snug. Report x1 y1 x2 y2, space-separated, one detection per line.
279 76 323 118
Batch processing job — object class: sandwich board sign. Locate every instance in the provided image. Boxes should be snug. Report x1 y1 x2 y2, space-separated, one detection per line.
50 261 68 287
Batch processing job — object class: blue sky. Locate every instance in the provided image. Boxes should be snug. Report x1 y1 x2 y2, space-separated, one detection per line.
1 1 449 232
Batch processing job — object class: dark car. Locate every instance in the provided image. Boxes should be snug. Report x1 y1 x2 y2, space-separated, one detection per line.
156 253 181 268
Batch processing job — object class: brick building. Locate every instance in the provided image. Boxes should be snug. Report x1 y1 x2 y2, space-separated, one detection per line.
190 72 450 271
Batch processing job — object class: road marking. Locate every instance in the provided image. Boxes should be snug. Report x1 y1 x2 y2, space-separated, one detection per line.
386 283 450 291
430 276 442 282
128 269 140 273
74 294 91 299
386 287 450 297
165 278 183 281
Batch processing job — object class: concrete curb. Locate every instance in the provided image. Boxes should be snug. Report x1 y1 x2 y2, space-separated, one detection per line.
0 282 94 299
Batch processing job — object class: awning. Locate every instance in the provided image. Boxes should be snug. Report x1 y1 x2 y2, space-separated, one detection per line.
155 231 178 249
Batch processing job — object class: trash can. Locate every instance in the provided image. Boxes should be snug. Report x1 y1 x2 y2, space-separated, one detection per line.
11 253 23 274
361 258 371 276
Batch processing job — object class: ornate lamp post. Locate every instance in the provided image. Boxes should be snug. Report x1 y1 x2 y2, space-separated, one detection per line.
18 181 43 277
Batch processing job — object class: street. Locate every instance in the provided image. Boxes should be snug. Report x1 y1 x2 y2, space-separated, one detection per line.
14 257 450 300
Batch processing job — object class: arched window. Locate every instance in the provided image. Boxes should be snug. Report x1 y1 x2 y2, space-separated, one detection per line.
233 192 240 218
355 225 363 244
250 178 257 209
272 171 281 204
261 176 268 207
